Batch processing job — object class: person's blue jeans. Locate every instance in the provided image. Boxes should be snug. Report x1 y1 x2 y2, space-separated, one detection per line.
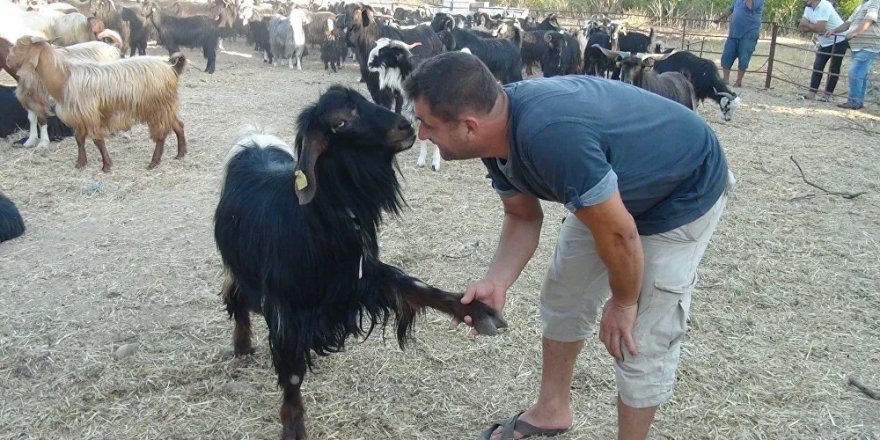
848 49 878 107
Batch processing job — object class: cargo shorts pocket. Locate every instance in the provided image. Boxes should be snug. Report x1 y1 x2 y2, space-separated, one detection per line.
635 275 696 358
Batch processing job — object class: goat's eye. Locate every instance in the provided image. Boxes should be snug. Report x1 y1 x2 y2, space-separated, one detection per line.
331 120 346 133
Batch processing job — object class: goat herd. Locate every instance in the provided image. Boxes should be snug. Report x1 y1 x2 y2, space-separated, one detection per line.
0 0 752 438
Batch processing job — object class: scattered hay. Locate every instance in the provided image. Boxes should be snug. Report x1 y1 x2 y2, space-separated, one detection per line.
0 40 878 440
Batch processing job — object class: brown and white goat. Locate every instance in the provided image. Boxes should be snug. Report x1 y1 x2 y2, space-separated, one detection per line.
11 40 120 150
6 35 188 172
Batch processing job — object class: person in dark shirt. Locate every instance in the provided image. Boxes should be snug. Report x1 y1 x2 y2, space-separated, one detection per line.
404 52 734 440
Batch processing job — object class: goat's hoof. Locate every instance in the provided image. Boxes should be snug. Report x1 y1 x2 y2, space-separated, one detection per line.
101 164 112 173
431 165 439 172
36 140 50 150
23 137 38 148
462 302 508 336
416 161 426 168
233 345 255 357
75 160 87 169
147 161 160 170
174 153 186 160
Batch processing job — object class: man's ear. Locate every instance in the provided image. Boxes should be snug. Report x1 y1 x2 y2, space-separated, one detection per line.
462 116 479 136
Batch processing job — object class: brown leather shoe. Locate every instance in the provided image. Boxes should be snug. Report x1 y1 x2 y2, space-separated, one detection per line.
837 102 864 110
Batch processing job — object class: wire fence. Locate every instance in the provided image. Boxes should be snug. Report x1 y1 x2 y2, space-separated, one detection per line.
532 10 880 107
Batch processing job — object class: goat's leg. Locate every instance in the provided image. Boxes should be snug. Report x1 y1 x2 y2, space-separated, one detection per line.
36 114 50 149
264 307 308 440
221 275 255 356
149 137 166 169
74 131 88 169
431 144 442 172
416 141 427 168
93 138 113 172
23 111 39 148
387 270 508 337
172 118 187 159
279 363 308 440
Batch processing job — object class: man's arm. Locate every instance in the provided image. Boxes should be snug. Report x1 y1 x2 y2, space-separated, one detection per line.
485 193 544 290
714 6 734 23
573 191 643 308
800 18 829 33
827 20 852 35
846 18 877 39
458 193 543 314
574 191 644 361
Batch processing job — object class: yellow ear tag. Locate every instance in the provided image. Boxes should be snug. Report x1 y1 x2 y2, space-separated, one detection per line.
294 170 308 191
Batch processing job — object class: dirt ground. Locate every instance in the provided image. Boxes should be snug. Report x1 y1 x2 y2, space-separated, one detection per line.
0 40 878 440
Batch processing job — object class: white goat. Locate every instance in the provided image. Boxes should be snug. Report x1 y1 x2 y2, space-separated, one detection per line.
51 12 96 45
15 40 121 149
367 38 443 171
6 36 187 172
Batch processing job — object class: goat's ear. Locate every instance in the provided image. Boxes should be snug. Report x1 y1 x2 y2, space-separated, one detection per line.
362 7 373 27
293 129 328 205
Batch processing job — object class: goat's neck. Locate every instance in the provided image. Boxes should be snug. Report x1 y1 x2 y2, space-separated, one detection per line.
34 46 69 101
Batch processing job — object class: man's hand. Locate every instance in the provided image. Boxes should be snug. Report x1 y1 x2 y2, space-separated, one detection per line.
598 297 639 361
453 278 507 329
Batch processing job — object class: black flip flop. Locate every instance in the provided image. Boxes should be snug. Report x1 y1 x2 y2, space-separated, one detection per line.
480 411 569 439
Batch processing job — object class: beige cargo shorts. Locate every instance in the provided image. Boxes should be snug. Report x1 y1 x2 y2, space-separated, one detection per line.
540 179 731 408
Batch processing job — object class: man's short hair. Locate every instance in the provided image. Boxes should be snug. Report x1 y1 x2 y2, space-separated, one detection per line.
403 52 501 122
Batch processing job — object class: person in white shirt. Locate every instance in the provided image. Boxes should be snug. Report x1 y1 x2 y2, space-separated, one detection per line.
799 0 848 101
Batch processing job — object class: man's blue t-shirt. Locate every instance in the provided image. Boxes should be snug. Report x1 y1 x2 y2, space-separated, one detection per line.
729 0 764 39
482 75 729 236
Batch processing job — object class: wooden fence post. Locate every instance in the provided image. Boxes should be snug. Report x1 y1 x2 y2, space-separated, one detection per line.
680 18 687 50
765 22 779 89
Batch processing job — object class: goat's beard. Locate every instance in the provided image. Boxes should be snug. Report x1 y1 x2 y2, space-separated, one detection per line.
377 66 405 94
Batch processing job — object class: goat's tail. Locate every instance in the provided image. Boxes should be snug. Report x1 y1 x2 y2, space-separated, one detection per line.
648 27 654 45
169 52 187 76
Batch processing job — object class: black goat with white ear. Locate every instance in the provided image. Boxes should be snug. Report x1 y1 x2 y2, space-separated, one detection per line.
213 86 506 440
368 38 444 171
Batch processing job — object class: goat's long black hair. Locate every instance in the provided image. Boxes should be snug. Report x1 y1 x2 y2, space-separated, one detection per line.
215 86 416 372
0 191 25 243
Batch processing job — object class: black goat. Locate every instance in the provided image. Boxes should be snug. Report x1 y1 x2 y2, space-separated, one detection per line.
429 12 467 32
346 4 444 110
249 15 272 62
542 31 581 77
320 29 345 72
610 27 654 80
0 191 25 244
147 4 220 73
120 6 149 57
584 30 612 76
537 13 561 31
494 22 545 77
651 50 740 121
214 86 505 440
0 85 73 144
437 28 522 84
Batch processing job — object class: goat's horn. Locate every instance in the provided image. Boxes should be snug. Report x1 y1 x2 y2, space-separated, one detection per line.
637 52 672 61
406 42 422 50
594 45 622 59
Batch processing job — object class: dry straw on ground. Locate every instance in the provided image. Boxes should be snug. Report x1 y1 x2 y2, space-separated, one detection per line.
0 40 878 440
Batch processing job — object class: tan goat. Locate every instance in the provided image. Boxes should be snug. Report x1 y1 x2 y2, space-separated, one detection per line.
13 39 121 149
7 35 187 172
